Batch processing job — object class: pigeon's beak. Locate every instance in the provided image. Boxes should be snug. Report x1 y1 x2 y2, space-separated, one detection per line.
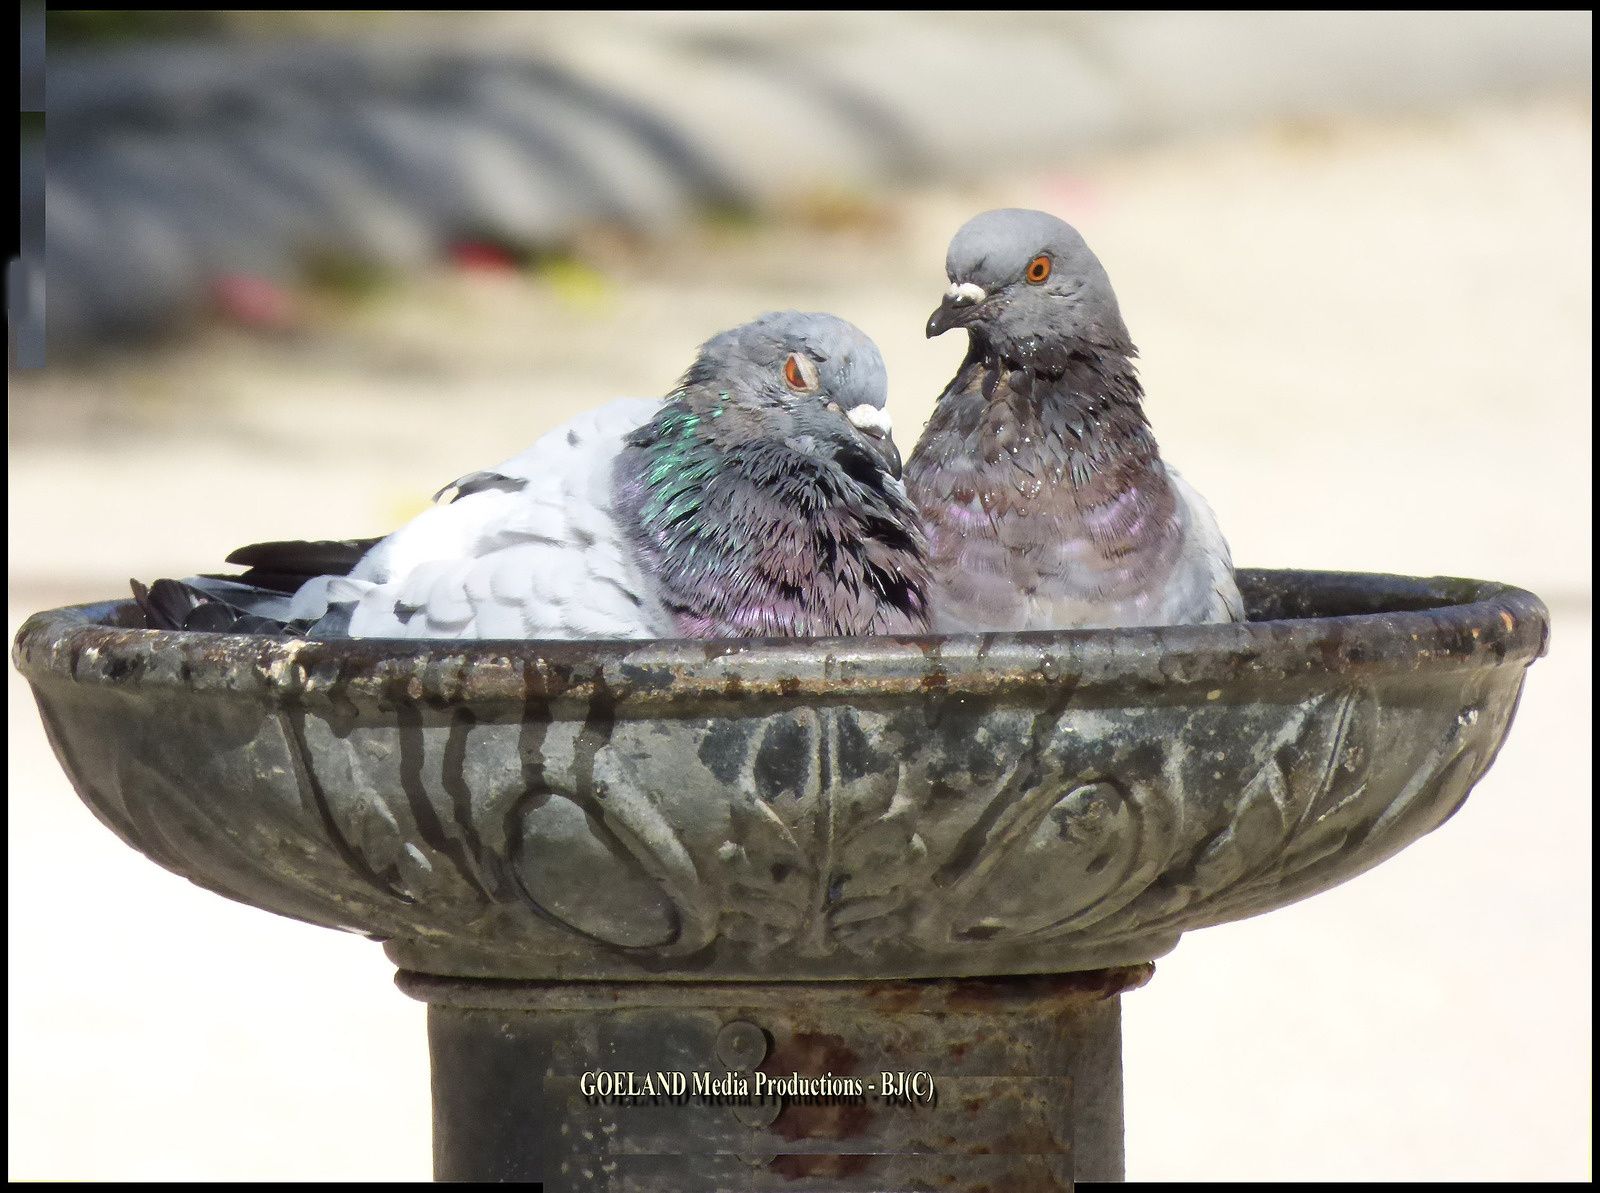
926 281 987 338
846 404 902 480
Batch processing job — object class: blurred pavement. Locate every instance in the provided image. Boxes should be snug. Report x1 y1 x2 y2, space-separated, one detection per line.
42 10 1591 351
9 94 1592 1179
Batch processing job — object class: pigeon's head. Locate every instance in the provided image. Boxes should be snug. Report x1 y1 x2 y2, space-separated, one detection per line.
926 209 1131 368
681 310 903 479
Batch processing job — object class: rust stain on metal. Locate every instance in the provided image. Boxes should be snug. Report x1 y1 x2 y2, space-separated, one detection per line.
853 968 1150 1015
764 1029 871 1144
761 1023 875 1180
942 966 1153 1012
860 982 927 1013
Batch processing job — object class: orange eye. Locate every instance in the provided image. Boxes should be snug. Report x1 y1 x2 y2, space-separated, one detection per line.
783 353 816 390
1026 254 1052 284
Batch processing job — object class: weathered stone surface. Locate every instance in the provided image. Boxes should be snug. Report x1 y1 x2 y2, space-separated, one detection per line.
12 569 1547 980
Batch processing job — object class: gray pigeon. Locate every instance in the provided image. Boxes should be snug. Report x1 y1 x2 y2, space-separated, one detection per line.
140 312 929 640
904 208 1243 632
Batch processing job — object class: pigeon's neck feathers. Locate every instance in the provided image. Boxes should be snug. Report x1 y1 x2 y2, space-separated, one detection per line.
615 395 929 638
951 334 1160 473
633 401 721 529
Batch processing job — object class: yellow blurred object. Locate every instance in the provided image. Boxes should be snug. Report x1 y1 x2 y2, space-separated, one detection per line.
538 257 613 315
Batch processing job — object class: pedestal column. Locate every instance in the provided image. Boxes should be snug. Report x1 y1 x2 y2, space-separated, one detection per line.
399 966 1150 1189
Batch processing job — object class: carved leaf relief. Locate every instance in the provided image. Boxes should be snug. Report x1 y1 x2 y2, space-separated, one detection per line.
934 780 1147 945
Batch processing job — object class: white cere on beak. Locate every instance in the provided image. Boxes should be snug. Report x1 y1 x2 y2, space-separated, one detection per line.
946 282 987 306
847 404 893 437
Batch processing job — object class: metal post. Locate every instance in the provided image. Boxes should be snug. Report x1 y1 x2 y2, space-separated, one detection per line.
399 966 1150 1189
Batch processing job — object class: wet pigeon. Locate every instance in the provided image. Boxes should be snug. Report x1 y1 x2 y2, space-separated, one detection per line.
905 208 1243 632
137 312 929 640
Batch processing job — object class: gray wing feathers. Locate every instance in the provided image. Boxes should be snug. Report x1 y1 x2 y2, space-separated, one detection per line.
431 470 526 504
183 576 304 621
486 397 661 486
1165 464 1245 624
321 398 669 640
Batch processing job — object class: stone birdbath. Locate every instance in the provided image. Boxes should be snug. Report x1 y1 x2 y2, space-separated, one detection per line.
13 567 1547 1188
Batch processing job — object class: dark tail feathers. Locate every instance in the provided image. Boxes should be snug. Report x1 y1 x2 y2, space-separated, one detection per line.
130 578 308 636
223 537 379 594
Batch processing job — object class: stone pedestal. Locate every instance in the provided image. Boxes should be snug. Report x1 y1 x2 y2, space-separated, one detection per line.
403 967 1147 1189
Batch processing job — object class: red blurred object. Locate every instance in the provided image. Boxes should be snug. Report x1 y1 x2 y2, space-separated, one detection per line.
209 272 298 329
1041 173 1102 217
449 241 519 273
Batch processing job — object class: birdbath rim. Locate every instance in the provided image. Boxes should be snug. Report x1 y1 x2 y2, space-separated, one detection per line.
12 568 1550 709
